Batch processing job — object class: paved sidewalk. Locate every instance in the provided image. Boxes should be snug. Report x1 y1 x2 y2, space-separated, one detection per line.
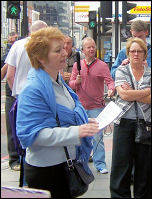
1 132 113 198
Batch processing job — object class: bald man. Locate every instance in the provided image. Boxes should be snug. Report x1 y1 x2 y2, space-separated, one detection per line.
6 20 48 96
4 20 48 174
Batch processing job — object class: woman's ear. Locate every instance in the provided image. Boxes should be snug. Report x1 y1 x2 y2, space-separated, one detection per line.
38 58 46 66
143 51 148 61
143 56 146 61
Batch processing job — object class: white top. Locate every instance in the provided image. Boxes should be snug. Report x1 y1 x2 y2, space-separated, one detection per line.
5 37 32 97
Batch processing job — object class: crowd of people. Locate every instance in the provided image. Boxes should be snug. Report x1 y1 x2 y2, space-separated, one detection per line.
1 19 151 198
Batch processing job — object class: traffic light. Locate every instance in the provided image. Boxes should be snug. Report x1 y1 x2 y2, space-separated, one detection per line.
101 1 112 18
122 1 137 27
102 18 112 35
88 11 97 29
100 1 112 35
7 1 21 19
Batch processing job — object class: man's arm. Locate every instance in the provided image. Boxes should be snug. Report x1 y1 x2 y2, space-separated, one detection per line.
6 65 16 90
111 48 127 80
4 42 17 90
1 64 8 80
69 62 81 90
102 62 115 97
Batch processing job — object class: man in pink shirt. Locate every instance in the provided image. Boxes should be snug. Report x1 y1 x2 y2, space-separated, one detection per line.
69 37 115 174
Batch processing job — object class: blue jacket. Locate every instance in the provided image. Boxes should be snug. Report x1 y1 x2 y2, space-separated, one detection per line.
16 68 93 172
111 44 151 80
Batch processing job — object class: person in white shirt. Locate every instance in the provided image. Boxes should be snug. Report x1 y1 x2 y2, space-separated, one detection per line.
6 20 48 97
5 20 48 183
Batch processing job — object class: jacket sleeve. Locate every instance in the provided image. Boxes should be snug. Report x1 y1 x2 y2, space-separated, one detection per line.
111 48 127 80
33 126 80 147
147 48 151 68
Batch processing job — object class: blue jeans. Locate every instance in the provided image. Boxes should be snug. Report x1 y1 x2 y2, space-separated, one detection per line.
85 108 107 171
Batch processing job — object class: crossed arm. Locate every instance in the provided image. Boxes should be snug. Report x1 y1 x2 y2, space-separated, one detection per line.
116 83 151 104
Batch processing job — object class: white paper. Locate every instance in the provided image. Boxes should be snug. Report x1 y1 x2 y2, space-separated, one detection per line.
96 101 123 130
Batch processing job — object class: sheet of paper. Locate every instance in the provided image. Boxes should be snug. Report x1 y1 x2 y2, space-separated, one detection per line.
96 101 123 130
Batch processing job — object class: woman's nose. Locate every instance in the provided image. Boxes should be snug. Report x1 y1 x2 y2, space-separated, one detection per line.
134 51 138 55
63 49 68 56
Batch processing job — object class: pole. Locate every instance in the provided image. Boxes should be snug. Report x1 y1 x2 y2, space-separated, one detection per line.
21 1 28 37
98 7 101 60
15 19 18 33
72 2 74 38
115 1 119 59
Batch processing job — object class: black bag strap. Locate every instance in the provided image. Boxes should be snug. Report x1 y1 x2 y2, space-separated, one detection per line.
56 114 74 168
19 153 25 187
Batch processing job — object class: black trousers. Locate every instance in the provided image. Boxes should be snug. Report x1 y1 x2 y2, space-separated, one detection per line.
24 162 72 198
110 118 151 198
5 95 20 167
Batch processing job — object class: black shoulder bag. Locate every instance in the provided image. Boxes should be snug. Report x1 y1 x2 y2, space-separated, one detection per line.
56 114 94 198
127 68 151 145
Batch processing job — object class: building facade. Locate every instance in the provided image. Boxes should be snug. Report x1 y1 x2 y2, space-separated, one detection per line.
1 1 85 56
1 1 40 55
33 1 71 35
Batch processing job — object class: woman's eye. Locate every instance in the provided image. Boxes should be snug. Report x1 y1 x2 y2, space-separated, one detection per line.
56 49 61 53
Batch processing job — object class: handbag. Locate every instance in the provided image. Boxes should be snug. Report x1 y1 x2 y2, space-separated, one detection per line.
135 119 151 145
127 67 151 145
56 114 95 198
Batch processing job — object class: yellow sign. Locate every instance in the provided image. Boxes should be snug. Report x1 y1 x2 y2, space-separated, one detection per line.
130 6 151 14
75 5 90 12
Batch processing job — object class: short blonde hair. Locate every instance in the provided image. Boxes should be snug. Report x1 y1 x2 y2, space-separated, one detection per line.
126 37 148 60
82 37 96 49
25 27 65 69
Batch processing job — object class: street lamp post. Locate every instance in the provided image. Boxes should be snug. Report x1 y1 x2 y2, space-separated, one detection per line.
21 1 28 37
98 6 101 60
71 2 74 38
115 1 119 59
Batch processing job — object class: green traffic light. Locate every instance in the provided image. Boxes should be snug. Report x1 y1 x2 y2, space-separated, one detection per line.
7 2 21 19
90 21 96 28
11 6 17 15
